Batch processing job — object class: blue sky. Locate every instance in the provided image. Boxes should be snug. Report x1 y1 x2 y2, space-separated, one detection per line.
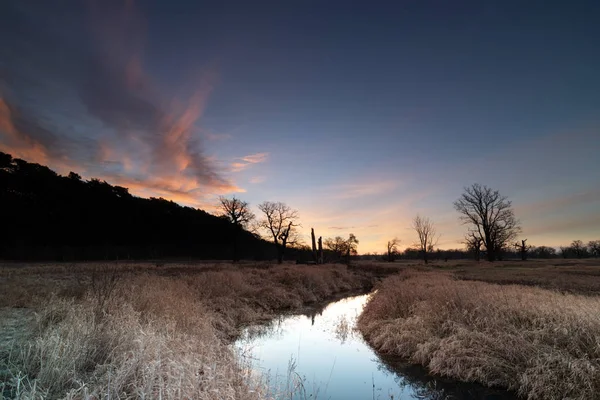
1 1 599 252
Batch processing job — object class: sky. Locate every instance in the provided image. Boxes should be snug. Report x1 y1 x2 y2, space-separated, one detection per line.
1 1 599 253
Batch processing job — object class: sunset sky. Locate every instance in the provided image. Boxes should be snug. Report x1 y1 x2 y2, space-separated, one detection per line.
1 1 599 253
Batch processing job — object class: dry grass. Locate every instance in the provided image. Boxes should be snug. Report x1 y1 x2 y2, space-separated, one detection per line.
452 258 600 295
0 262 373 399
358 270 600 399
355 258 600 295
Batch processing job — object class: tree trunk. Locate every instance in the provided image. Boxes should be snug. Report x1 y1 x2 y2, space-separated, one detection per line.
277 234 288 264
318 236 323 264
311 228 318 263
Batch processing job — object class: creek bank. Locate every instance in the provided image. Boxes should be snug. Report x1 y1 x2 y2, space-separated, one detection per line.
237 291 517 400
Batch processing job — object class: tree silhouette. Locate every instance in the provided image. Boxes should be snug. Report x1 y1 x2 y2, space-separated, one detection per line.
385 238 400 262
257 201 300 264
412 215 439 264
570 240 587 258
454 184 520 262
324 236 347 261
530 245 556 258
0 151 282 261
218 196 256 262
514 239 532 261
344 233 359 264
589 240 600 258
323 234 359 263
464 230 484 261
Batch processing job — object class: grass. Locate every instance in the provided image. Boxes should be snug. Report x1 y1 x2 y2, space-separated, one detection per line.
358 269 600 400
354 258 600 295
0 262 374 399
3 259 600 399
452 258 600 295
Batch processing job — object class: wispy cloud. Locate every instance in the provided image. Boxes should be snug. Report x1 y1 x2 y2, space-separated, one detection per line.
231 152 269 172
249 176 266 184
0 98 51 165
329 180 398 200
0 1 243 208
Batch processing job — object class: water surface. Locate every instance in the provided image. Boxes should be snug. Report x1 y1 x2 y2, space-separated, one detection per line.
236 293 517 400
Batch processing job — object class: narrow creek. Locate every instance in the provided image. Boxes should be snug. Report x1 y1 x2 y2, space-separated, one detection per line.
235 293 518 400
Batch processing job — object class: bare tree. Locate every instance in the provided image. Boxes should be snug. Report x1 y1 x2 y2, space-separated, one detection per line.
453 184 520 262
560 246 572 259
530 245 556 258
218 196 255 228
385 238 400 262
257 201 300 264
218 196 255 262
324 233 359 264
345 233 359 264
589 240 600 258
324 236 347 261
570 240 587 258
464 230 484 261
514 239 532 261
412 215 439 264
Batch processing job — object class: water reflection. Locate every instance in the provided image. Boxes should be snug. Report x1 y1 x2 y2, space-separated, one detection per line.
235 294 518 400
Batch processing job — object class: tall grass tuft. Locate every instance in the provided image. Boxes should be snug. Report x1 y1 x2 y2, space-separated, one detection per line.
1 263 372 399
358 271 600 399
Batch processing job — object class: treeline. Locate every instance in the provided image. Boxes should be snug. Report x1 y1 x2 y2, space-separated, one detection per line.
557 240 600 259
2 152 597 263
0 152 296 261
358 241 600 262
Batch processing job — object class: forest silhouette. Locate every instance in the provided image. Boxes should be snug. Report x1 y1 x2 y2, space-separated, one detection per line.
0 151 284 261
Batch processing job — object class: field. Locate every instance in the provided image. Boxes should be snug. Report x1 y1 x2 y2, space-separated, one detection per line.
0 262 374 399
358 258 600 400
2 259 600 400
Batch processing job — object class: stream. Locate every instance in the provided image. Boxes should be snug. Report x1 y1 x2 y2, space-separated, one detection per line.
235 293 518 400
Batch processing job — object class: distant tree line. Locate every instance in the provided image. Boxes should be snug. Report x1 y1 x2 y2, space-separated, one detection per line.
359 241 600 262
2 152 596 263
372 183 598 263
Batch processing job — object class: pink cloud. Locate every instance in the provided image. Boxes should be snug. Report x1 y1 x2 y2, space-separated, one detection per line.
230 152 269 172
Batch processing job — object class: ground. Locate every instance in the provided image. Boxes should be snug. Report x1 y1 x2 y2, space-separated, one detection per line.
1 258 599 399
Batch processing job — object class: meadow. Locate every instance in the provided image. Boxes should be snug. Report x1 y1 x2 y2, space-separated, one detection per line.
2 259 600 399
0 262 373 399
358 258 600 400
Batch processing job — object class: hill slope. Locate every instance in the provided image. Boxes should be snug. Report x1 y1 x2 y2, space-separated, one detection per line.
0 152 278 261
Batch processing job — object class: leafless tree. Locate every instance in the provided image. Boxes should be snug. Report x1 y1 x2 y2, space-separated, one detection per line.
571 240 587 258
559 246 571 259
453 184 520 262
345 233 359 264
514 239 532 261
589 240 600 258
530 245 556 258
218 196 255 228
218 196 255 262
257 201 300 264
464 230 484 261
324 233 359 264
324 236 347 260
412 215 439 264
385 238 400 262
